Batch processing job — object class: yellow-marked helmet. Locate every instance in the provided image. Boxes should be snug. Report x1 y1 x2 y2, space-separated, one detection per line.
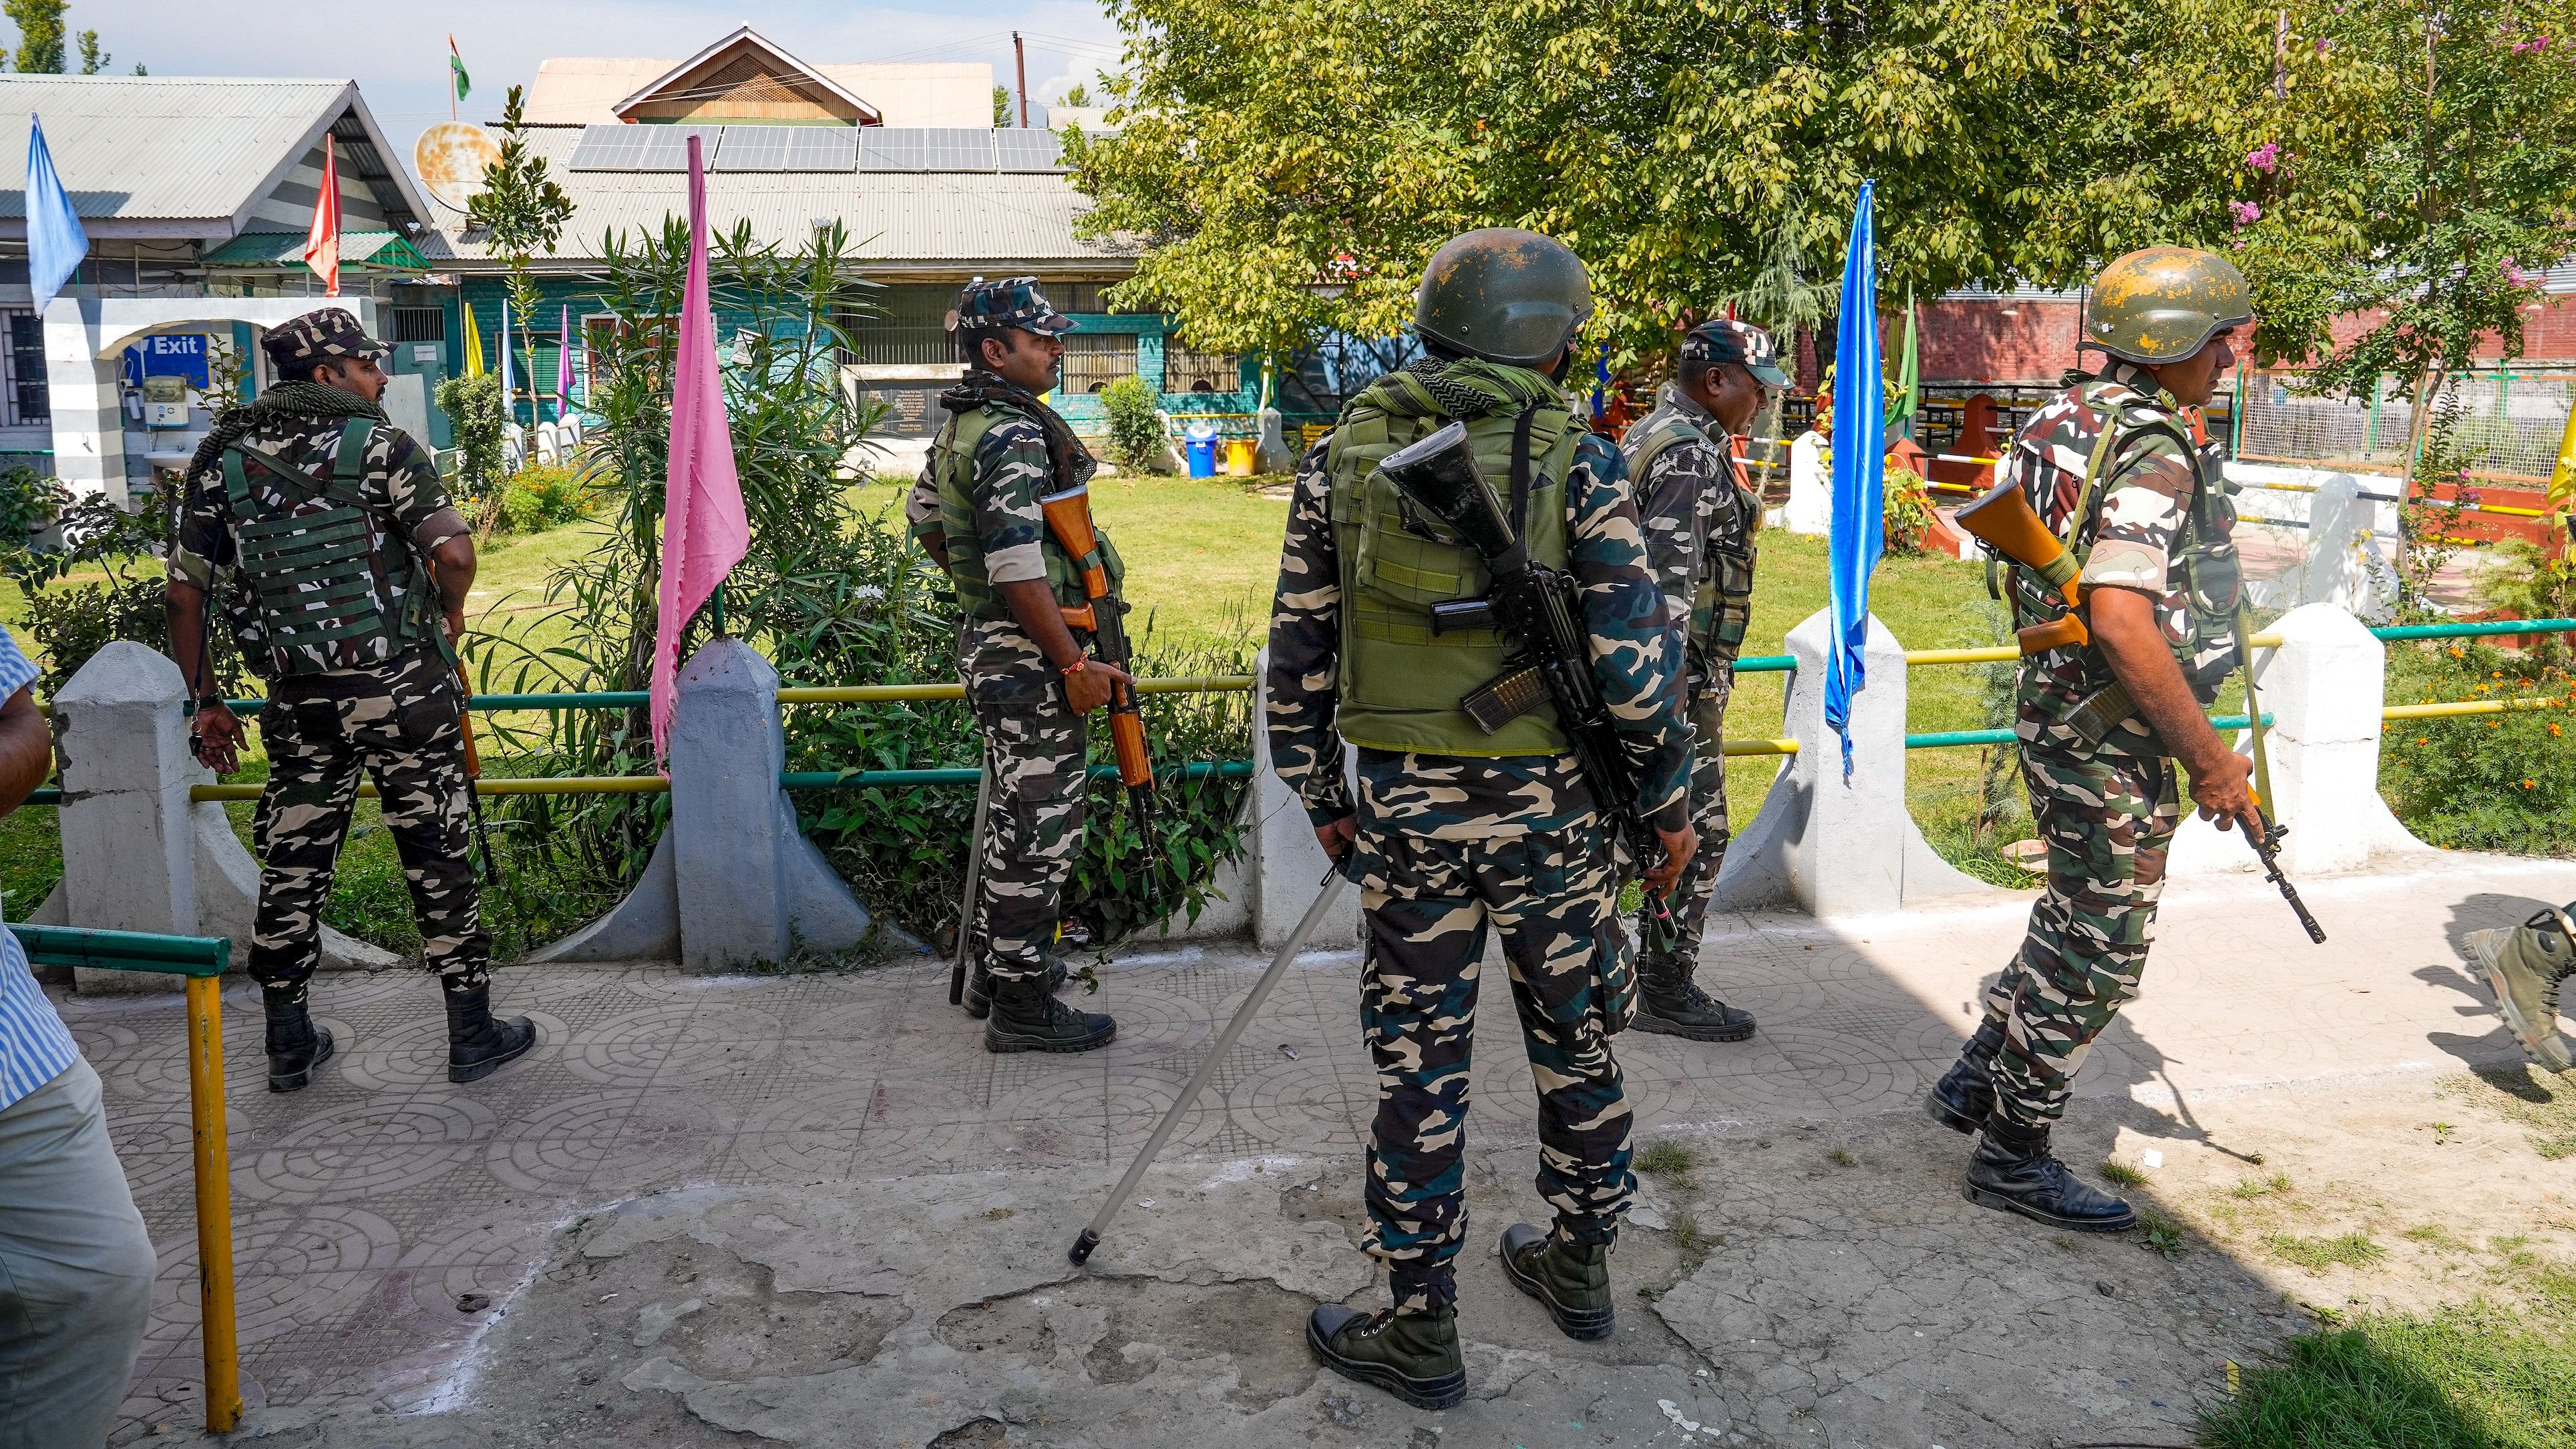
2082 248 2253 365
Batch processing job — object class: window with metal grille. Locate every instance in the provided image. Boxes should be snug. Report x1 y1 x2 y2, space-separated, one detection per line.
1061 333 1138 394
390 307 446 344
1162 338 1242 395
844 284 959 367
3 311 46 426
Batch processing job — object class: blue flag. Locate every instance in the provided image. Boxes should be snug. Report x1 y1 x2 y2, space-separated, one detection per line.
1824 180 1884 780
25 116 87 314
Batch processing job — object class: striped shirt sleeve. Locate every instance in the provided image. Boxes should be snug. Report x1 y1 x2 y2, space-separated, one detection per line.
0 628 77 1111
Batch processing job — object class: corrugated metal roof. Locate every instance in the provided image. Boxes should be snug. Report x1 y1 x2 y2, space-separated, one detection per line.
0 75 353 222
202 230 426 268
423 126 1126 268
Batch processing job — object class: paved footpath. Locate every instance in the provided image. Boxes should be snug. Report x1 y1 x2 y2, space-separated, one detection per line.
58 849 2576 1447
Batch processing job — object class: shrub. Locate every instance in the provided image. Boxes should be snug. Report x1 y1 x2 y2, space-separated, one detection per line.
0 465 66 540
1882 461 1934 557
1099 373 1166 473
3 483 246 697
435 373 509 499
2379 638 2576 855
485 461 594 534
2475 540 2576 672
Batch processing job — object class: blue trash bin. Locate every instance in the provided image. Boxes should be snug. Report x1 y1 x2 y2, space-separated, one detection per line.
1183 421 1221 477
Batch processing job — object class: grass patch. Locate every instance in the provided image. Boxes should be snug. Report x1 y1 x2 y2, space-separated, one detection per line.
2100 1157 2147 1188
1636 1137 1700 1193
2403 1223 2472 1253
1669 1212 1718 1273
2440 1067 2576 1160
1826 1147 1858 1167
2199 1300 2576 1449
2233 1171 2297 1200
2135 1208 2189 1260
2266 1231 2388 1274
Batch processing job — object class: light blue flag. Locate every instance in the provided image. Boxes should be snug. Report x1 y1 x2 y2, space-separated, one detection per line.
1824 180 1884 781
25 116 87 313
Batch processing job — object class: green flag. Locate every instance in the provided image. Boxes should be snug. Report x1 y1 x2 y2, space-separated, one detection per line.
1883 284 1919 439
448 35 470 102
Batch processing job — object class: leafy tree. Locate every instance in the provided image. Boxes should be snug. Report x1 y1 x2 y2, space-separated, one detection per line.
1067 0 2269 366
72 25 98 73
1063 82 1091 108
466 85 576 329
2232 0 2576 462
994 84 1014 126
2 0 62 71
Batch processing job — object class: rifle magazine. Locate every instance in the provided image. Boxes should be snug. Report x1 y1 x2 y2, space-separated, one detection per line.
1461 664 1551 735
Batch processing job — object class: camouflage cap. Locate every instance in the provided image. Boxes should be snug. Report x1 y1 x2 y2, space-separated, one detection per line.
1681 319 1789 387
262 306 389 371
952 276 1076 337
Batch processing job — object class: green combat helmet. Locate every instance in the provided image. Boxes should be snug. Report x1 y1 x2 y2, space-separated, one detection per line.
2467 903 2576 1072
2081 247 2253 365
1413 228 1594 367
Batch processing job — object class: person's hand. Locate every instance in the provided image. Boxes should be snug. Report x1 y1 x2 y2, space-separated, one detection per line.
2185 746 2265 842
1314 814 1356 864
1645 823 1697 899
443 607 466 649
191 704 244 775
1061 657 1131 715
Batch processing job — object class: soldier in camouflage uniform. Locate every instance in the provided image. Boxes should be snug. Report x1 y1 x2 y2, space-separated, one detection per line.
906 278 1130 1054
1923 249 2263 1231
1616 319 1790 1042
168 308 534 1093
1272 230 1695 1410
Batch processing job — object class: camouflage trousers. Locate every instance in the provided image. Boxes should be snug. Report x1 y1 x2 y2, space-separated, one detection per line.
1983 733 2181 1126
962 620 1089 985
1635 666 1734 960
1354 820 1634 1313
248 647 488 994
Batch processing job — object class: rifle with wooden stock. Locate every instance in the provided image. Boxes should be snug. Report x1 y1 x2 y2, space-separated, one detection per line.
1037 485 1158 859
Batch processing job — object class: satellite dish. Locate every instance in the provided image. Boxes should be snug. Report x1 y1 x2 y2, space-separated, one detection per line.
415 122 502 214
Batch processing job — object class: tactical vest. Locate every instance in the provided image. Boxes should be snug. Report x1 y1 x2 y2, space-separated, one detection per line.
220 417 444 678
928 402 1125 622
1325 399 1580 755
2004 383 2243 727
1624 413 1761 668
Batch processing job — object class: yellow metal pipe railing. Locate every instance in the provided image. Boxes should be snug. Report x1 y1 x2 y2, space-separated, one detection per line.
2384 696 2566 720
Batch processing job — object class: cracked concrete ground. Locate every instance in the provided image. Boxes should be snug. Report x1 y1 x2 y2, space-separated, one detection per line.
64 851 2576 1448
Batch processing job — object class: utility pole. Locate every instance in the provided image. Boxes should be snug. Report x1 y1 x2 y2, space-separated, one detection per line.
1013 32 1029 128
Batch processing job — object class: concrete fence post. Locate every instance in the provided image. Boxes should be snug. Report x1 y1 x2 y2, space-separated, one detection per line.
33 640 397 990
1248 647 1362 951
2170 602 2428 878
1712 609 1992 917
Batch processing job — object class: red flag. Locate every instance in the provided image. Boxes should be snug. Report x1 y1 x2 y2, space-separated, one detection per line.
650 133 748 765
304 138 341 297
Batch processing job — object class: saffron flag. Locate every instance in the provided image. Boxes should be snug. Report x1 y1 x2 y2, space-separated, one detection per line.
1824 180 1884 780
304 137 341 298
557 303 574 416
462 300 485 378
25 116 87 314
649 133 748 765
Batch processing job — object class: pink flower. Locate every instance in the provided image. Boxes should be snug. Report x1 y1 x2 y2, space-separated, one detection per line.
2504 257 2547 287
2245 142 2281 172
2231 200 2263 226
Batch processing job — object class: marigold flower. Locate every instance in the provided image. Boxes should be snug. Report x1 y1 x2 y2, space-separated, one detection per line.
2524 779 2538 789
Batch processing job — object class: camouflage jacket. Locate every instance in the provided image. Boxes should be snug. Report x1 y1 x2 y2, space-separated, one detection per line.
1266 429 1692 841
170 411 455 678
906 406 1072 594
1625 383 1760 685
2001 360 2241 749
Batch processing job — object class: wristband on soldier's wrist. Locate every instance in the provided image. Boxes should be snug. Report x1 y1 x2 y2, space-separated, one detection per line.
1059 656 1087 676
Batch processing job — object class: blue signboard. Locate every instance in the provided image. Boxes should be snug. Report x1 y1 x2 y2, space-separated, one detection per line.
121 333 211 389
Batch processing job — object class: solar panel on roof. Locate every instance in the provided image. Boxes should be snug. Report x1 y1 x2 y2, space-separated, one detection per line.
994 131 1065 172
858 129 926 172
783 128 860 172
859 128 1000 172
568 124 655 172
636 125 723 170
711 127 791 171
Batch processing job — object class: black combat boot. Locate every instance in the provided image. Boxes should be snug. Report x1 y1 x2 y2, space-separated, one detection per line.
1926 1018 2008 1134
443 982 538 1083
1630 953 1755 1042
1963 1113 2137 1233
984 975 1114 1054
963 953 1067 1021
1306 1305 1467 1410
1499 1222 1616 1339
262 984 336 1094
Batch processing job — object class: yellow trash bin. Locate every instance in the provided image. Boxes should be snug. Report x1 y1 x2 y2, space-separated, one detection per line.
1224 437 1257 476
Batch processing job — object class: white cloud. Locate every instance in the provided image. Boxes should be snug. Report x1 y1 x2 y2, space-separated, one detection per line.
89 0 1121 154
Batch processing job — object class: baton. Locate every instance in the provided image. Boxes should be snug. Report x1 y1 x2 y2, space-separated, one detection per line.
949 755 994 1006
1069 866 1351 1267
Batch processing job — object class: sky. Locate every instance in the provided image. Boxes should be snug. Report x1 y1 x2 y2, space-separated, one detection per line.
89 1 1126 156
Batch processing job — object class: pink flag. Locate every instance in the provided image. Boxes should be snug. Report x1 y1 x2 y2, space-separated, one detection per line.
556 302 574 416
650 134 748 767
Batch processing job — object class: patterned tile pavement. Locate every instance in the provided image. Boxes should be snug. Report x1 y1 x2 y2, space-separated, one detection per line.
53 850 2576 1434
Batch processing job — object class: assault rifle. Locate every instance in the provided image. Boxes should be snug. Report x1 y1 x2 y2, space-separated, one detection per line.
1037 485 1158 855
1376 422 1674 936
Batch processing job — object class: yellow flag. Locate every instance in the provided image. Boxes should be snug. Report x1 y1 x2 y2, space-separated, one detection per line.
462 300 486 379
2553 391 2576 528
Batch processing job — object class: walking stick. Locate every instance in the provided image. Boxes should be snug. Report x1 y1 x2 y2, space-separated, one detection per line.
949 755 994 1006
1069 867 1351 1266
